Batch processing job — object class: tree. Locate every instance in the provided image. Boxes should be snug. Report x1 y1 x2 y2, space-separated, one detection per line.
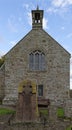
0 56 5 67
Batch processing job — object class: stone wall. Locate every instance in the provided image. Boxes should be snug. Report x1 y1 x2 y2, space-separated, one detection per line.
0 64 5 101
65 99 72 117
70 90 72 98
0 120 72 130
2 29 71 118
3 29 70 105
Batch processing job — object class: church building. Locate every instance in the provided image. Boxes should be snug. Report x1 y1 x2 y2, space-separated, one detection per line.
0 7 72 120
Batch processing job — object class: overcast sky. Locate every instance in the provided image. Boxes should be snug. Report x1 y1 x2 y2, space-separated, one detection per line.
0 0 72 89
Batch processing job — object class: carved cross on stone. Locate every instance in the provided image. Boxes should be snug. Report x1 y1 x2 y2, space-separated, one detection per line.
23 85 32 94
16 80 37 121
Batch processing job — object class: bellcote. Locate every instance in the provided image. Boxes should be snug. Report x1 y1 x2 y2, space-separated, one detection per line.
32 6 44 29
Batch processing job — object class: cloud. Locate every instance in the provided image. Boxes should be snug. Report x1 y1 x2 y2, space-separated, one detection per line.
47 7 61 14
18 17 22 22
52 0 72 7
70 68 72 78
70 57 72 65
47 6 68 15
61 26 65 30
47 0 72 15
70 79 72 89
67 33 72 38
22 3 29 10
47 7 58 13
8 16 18 33
0 35 4 43
43 18 48 29
27 12 32 26
0 35 6 45
9 41 16 46
22 3 35 11
22 2 36 27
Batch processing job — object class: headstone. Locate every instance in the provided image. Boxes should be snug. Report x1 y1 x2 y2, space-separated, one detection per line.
16 80 38 122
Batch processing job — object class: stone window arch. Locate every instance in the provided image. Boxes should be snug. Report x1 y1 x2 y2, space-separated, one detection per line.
29 50 45 71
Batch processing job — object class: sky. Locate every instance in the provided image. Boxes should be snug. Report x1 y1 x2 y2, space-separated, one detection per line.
0 0 72 89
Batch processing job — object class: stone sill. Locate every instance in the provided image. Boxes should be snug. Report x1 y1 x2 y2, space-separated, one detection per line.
27 70 47 73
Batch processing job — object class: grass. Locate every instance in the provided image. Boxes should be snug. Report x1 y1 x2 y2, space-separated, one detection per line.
39 109 48 116
0 108 16 115
57 108 64 118
66 125 72 130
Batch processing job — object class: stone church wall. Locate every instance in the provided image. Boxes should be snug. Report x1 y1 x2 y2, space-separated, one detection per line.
0 64 5 101
0 120 72 130
65 99 72 117
3 29 70 106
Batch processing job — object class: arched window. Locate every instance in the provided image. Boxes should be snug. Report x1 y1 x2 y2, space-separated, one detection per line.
29 51 45 71
35 52 39 70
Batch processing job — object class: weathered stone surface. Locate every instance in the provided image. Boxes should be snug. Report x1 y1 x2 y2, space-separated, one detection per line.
70 90 72 98
0 120 72 130
0 64 5 100
16 80 37 121
1 28 71 118
65 99 72 117
3 29 70 104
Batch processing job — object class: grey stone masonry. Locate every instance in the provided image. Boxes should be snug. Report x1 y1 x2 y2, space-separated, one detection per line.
3 28 70 107
0 64 5 100
32 6 43 29
65 99 72 117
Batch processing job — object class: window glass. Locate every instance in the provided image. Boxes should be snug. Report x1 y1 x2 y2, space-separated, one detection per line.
29 51 45 71
35 53 39 70
38 85 43 96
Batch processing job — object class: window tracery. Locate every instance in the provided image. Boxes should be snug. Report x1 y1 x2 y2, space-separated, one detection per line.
29 50 45 71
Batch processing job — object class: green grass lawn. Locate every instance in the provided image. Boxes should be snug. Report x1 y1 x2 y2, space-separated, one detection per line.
39 109 48 116
57 108 64 118
0 108 16 115
66 125 72 130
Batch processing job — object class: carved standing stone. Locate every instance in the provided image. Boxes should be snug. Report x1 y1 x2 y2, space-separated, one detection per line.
16 80 38 122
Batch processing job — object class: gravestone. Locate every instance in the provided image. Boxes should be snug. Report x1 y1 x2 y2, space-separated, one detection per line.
16 80 38 122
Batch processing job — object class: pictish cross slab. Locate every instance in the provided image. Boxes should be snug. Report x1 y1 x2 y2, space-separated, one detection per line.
23 84 32 94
